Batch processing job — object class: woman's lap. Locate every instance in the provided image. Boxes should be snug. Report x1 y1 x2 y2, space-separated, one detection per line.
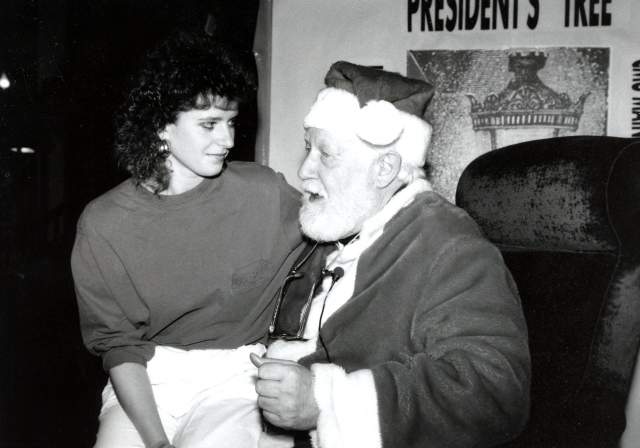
94 345 265 448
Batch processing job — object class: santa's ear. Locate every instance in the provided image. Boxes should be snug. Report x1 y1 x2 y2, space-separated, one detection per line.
375 151 402 189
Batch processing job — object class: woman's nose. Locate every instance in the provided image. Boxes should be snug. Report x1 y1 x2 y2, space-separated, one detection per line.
216 124 235 149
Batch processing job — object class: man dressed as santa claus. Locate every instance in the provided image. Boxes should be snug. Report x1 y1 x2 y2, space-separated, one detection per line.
252 61 531 448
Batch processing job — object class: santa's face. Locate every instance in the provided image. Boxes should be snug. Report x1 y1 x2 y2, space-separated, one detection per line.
297 127 382 242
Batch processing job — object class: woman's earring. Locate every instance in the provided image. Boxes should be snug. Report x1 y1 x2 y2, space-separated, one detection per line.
158 140 171 158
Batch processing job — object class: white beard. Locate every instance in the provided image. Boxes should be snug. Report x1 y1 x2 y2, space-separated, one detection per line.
299 177 381 242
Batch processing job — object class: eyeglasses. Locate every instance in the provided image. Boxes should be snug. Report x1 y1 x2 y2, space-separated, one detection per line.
269 243 344 341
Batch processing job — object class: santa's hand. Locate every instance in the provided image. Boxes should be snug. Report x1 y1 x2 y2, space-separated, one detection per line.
250 353 319 430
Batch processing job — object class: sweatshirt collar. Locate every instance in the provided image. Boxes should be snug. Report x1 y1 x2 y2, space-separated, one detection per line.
131 175 217 208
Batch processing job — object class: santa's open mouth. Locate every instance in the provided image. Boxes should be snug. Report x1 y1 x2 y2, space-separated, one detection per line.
304 190 324 202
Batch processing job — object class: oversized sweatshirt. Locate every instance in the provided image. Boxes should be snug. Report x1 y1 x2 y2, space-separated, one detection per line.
266 179 531 448
72 162 305 371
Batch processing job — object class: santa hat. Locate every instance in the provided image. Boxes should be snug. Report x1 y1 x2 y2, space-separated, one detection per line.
304 61 435 169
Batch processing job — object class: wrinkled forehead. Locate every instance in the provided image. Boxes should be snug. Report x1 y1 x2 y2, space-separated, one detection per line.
305 127 343 151
305 126 376 159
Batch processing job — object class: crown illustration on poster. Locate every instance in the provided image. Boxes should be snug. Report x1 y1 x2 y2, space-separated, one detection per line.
467 50 590 134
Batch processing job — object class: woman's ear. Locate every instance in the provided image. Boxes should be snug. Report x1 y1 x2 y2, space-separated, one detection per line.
375 151 402 189
158 127 169 141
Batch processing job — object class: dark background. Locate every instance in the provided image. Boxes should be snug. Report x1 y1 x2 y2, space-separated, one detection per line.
0 1 260 446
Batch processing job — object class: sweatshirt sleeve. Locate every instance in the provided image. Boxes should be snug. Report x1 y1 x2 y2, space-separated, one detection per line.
276 173 303 250
310 236 531 448
71 211 155 371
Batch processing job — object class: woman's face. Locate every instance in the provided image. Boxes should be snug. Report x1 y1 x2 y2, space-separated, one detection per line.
159 97 238 192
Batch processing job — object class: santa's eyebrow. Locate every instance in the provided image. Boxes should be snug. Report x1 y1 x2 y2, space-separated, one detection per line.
317 139 332 153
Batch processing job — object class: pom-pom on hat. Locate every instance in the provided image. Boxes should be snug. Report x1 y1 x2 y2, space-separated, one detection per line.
304 61 435 169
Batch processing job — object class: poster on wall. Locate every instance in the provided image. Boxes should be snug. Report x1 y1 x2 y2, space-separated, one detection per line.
398 0 634 201
408 47 610 198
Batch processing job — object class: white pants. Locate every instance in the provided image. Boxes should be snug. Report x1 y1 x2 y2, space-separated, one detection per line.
94 344 266 448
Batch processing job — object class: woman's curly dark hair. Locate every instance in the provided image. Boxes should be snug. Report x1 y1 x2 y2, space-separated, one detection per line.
115 30 257 192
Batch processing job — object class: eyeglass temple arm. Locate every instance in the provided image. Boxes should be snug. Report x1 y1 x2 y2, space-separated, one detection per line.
293 242 319 271
269 271 305 333
296 269 342 339
269 242 320 333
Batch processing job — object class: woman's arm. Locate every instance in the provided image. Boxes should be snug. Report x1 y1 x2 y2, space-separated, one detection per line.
110 363 175 448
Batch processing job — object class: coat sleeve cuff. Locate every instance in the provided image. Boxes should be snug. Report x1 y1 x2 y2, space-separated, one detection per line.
259 432 294 448
311 363 382 448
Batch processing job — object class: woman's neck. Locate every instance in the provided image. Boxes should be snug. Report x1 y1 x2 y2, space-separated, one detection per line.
161 176 204 195
142 176 205 196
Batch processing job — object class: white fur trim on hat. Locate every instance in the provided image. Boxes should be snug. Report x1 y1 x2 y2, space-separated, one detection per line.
303 87 432 169
304 88 361 143
356 100 404 146
394 111 432 168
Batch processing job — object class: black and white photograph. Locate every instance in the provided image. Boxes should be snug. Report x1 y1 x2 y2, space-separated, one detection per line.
1 1 639 447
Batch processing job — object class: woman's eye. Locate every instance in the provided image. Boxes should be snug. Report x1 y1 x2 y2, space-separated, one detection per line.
202 122 216 130
228 119 235 128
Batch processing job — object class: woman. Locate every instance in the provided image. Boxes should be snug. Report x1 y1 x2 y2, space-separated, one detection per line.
71 30 304 448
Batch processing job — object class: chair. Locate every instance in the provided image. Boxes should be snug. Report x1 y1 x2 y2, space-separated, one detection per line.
455 136 640 447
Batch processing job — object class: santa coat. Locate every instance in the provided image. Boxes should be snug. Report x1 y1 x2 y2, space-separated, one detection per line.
265 179 531 448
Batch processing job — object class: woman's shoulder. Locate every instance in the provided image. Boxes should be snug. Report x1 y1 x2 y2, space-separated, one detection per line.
77 179 137 234
225 162 295 192
224 161 300 208
225 161 277 181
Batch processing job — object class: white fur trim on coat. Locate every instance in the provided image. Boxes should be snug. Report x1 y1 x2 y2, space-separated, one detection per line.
267 338 318 362
311 363 382 448
259 432 294 448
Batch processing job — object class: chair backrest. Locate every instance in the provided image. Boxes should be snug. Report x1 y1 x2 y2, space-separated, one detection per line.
455 136 640 447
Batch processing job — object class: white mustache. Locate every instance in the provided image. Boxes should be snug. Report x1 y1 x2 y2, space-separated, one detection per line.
301 181 324 196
